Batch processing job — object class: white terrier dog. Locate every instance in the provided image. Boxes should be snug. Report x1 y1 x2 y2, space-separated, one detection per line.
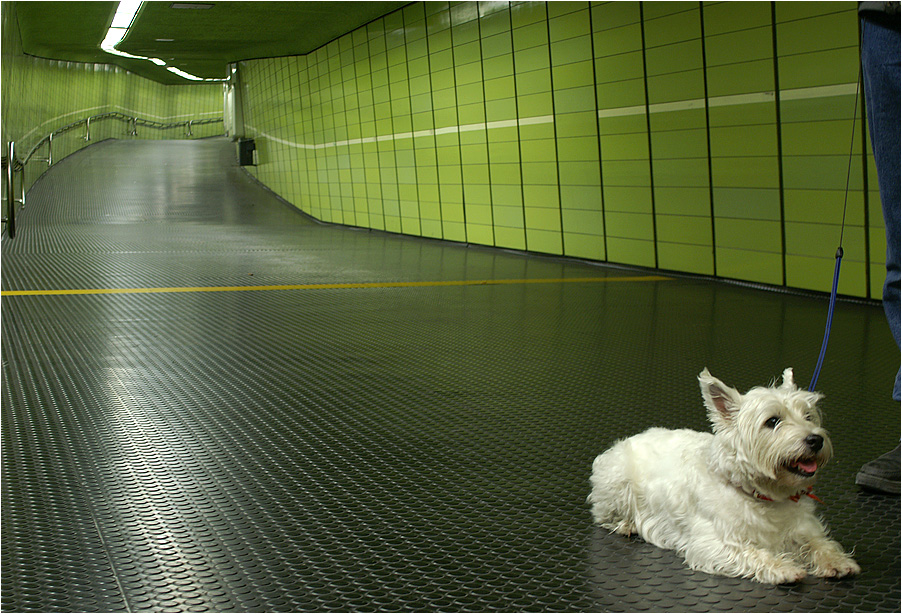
588 368 860 584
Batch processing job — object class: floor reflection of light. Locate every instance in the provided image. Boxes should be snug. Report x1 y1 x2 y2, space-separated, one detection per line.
99 362 232 607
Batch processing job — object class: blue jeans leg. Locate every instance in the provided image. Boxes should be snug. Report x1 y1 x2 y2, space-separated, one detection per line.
861 16 901 402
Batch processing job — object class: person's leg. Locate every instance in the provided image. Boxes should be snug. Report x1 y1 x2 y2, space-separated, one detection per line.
856 13 901 495
864 16 901 400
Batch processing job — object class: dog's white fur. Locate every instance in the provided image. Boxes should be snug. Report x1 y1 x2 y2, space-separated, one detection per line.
588 368 860 584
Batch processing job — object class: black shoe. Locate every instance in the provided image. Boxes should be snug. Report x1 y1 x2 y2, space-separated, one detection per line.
856 444 901 494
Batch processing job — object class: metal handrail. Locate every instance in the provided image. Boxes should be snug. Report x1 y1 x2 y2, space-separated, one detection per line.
20 111 224 166
3 111 224 238
1 142 23 238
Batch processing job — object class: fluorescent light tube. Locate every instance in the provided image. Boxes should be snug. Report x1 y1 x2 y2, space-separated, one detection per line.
102 0 225 81
101 27 127 50
111 0 142 28
166 66 204 81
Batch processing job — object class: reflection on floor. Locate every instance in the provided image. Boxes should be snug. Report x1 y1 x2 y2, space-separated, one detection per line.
2 139 899 612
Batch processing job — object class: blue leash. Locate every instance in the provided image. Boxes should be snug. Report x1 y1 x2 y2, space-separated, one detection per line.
809 72 860 391
809 247 843 390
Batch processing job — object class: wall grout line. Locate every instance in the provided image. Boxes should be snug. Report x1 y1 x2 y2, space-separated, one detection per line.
545 3 565 258
698 2 718 278
475 5 496 248
638 2 659 270
588 2 608 262
771 1 788 288
508 6 528 252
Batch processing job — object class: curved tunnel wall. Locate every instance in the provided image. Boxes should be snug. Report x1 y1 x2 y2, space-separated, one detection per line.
238 1 885 300
1 1 223 195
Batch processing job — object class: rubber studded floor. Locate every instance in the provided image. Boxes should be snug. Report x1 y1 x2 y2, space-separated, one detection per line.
2 138 899 613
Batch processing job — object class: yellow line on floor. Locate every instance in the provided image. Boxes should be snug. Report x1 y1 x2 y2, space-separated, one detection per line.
0 275 671 297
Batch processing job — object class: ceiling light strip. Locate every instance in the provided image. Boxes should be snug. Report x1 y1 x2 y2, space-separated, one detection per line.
111 0 142 28
166 66 206 81
101 1 225 82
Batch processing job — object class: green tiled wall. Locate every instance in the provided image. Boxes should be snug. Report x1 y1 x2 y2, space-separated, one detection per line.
1 2 223 195
240 1 883 299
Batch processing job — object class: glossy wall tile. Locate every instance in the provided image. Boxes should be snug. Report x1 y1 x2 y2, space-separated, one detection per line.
235 2 883 298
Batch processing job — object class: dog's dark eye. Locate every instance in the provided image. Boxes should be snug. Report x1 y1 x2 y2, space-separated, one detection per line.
764 416 780 429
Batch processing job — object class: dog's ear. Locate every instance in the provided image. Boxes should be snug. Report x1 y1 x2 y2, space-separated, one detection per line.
779 367 796 391
698 368 742 427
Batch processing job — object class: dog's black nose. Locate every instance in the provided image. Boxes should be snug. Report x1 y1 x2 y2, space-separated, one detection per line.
805 434 824 452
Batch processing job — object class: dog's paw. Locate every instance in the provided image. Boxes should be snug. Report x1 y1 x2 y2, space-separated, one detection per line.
812 554 860 579
806 540 861 579
611 519 636 536
756 563 808 585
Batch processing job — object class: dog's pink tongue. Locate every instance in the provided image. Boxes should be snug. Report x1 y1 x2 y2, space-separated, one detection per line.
794 459 818 473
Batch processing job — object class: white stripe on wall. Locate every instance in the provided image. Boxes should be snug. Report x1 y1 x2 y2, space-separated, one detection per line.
19 106 111 142
248 115 556 151
114 107 223 121
248 83 858 152
597 83 858 119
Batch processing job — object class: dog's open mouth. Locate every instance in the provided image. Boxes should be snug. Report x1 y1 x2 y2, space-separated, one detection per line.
786 458 818 477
